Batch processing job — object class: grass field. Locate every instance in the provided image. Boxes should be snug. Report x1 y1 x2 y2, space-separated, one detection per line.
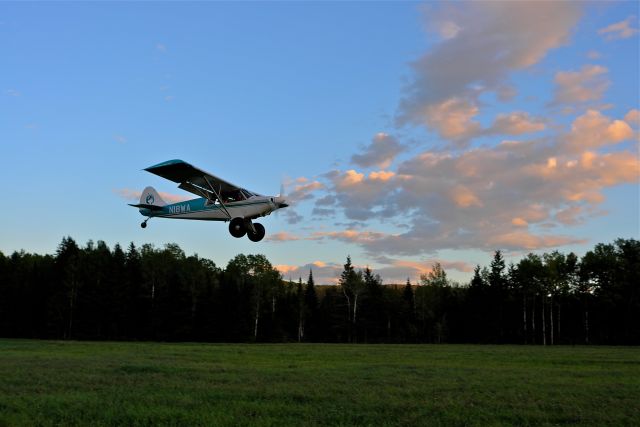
0 340 638 426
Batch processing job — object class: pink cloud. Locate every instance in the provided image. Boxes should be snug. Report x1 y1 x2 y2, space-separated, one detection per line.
566 109 634 152
624 109 640 125
598 16 639 41
351 133 406 169
488 112 546 135
266 232 301 242
398 1 582 145
553 65 610 105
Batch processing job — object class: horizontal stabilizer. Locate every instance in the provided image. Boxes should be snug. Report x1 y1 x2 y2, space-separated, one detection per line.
128 203 164 211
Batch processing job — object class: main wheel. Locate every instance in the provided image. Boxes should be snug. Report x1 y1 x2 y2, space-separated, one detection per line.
229 217 246 238
141 222 147 229
247 223 265 242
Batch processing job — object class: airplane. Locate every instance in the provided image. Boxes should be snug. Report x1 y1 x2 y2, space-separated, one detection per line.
128 159 288 242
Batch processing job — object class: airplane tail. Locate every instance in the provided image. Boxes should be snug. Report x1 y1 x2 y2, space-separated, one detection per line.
139 186 166 207
128 186 167 211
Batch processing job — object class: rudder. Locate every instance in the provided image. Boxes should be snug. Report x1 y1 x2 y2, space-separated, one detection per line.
139 186 166 207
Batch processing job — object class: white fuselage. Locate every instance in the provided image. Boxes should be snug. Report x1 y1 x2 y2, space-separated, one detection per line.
140 195 283 221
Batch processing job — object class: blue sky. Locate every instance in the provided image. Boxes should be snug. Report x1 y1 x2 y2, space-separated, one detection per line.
1 2 638 284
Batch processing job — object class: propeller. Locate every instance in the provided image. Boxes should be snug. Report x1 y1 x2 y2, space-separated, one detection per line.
274 181 288 216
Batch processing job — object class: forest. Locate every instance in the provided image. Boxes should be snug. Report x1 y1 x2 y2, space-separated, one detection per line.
0 237 638 345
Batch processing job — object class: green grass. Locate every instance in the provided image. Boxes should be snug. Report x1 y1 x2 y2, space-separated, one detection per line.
0 340 638 426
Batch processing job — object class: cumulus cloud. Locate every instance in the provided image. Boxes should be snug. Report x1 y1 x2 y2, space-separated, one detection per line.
288 180 323 202
598 15 639 41
351 133 406 169
624 109 640 125
266 232 301 242
310 109 638 256
281 3 636 261
487 112 546 136
565 109 634 152
552 65 610 105
398 1 582 144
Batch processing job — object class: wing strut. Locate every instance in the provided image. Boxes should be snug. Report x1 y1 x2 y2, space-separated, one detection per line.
203 175 232 220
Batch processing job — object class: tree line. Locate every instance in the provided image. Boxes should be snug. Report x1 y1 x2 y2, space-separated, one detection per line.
0 237 637 344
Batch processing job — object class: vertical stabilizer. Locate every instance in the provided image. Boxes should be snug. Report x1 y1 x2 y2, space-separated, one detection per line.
139 186 166 207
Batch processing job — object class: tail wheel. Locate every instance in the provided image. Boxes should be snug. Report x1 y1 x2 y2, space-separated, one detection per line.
229 217 246 238
247 223 265 242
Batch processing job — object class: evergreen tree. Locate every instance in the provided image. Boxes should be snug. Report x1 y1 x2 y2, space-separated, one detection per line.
304 269 319 341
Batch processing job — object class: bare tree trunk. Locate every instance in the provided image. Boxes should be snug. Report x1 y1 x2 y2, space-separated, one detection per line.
550 295 554 346
584 299 590 344
353 292 359 343
532 296 536 344
387 316 391 340
272 295 276 318
67 281 75 339
254 299 260 340
342 288 351 342
542 295 546 346
523 294 527 344
557 301 561 344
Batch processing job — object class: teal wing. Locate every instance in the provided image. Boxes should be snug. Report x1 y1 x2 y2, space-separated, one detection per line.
144 159 242 199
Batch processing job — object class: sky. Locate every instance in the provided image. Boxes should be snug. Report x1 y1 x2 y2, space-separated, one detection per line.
1 1 638 285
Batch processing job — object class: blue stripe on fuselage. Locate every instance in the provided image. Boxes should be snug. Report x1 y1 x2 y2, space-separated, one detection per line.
139 197 269 217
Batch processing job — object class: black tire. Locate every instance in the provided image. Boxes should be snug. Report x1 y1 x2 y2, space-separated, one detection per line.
141 222 147 229
247 223 265 242
229 217 246 238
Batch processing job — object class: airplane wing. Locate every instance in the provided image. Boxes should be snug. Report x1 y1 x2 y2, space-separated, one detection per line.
144 159 244 200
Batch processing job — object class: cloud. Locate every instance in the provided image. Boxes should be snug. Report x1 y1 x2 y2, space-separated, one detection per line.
266 232 301 242
373 258 475 283
565 109 634 152
156 43 167 52
320 169 399 220
487 112 546 135
282 209 303 225
586 50 602 60
281 4 635 261
288 180 323 202
598 15 639 41
6 89 20 97
311 108 638 256
113 135 127 144
422 97 482 143
488 231 586 251
398 1 582 143
274 261 343 284
275 257 473 285
624 109 640 125
351 133 406 168
552 65 610 105
449 185 482 208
